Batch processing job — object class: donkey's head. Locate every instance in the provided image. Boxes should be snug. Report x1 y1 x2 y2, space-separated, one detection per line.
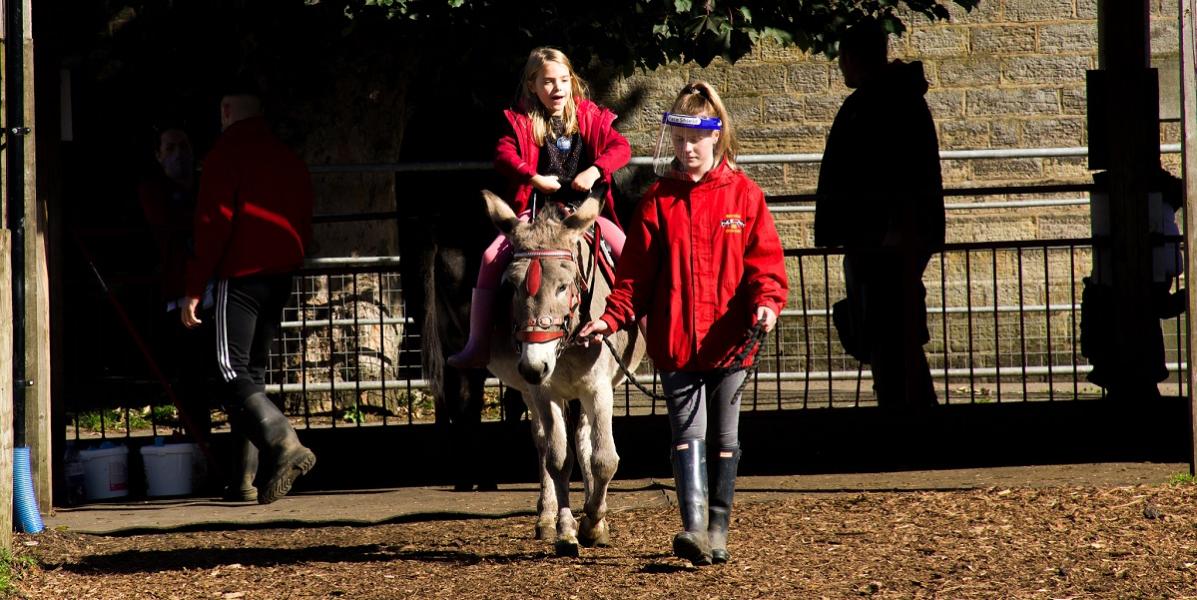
483 189 601 385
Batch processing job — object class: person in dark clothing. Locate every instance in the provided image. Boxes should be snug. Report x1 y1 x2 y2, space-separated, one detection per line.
138 127 217 448
815 19 945 410
182 86 316 504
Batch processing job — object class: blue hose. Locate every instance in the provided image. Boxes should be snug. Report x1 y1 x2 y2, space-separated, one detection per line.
14 446 43 534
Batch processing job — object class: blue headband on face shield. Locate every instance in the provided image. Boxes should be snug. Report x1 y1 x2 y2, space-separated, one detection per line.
662 112 722 130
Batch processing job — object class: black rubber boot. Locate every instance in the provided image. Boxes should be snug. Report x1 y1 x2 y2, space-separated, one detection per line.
671 439 712 566
221 431 259 502
708 447 741 564
240 393 316 504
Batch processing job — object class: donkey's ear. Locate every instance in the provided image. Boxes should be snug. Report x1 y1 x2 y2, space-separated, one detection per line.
563 196 601 232
483 189 518 236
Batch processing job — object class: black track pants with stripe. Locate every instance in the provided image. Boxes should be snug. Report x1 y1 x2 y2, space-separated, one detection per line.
213 273 294 408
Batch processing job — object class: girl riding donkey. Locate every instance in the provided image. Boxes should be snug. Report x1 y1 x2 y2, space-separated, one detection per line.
581 82 789 566
449 47 631 368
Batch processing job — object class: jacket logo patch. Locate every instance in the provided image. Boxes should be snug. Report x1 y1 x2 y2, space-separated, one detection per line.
720 214 745 233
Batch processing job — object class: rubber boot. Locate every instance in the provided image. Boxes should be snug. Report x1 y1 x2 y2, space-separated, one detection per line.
671 439 712 566
447 288 496 369
221 431 259 502
240 393 316 504
708 447 741 564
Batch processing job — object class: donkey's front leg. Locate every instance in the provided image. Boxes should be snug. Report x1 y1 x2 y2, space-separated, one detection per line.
527 397 558 542
539 397 579 556
578 384 619 548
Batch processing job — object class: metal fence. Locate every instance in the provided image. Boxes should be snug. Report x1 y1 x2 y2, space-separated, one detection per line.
65 144 1191 437
253 237 1188 430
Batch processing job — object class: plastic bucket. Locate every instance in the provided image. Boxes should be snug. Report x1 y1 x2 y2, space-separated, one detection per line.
79 445 129 500
140 443 197 497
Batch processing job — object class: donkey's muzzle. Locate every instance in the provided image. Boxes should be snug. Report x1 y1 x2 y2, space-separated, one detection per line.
518 360 550 385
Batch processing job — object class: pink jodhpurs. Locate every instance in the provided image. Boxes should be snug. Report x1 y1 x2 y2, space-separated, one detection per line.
475 214 626 289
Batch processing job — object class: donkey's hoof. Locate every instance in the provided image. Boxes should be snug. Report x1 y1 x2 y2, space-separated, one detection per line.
535 523 555 541
578 517 610 548
554 537 580 558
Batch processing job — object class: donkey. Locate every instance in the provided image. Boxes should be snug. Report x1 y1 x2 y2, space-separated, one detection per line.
482 188 646 557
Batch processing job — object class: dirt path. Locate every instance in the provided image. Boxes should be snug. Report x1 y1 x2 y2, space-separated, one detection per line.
14 463 1197 599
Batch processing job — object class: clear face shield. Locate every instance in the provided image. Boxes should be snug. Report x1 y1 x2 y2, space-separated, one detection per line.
652 112 723 178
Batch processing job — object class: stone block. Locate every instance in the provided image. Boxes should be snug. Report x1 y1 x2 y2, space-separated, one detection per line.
1001 56 1091 85
785 163 822 190
738 124 830 153
726 96 764 127
940 120 990 149
967 89 1060 117
788 63 831 94
1020 118 1085 147
695 63 788 97
1150 19 1179 56
1061 87 1087 115
756 37 811 63
937 57 1001 87
926 89 966 120
802 95 846 122
991 120 1021 146
972 158 1043 181
1038 22 1098 53
1041 157 1091 182
910 26 969 58
971 25 1038 54
940 159 972 184
743 163 786 195
1005 0 1076 22
1074 0 1097 19
763 95 804 124
1037 209 1091 239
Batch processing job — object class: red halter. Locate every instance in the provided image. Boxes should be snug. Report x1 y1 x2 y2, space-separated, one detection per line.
512 249 583 344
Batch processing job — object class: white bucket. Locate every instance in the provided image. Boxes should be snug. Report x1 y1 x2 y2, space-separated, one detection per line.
140 443 198 497
79 445 129 500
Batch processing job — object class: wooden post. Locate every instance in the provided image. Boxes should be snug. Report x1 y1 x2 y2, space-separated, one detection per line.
1180 0 1197 475
0 231 14 552
19 0 50 514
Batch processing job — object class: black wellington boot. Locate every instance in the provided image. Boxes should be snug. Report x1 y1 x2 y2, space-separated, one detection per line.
221 431 259 502
241 393 316 504
708 447 742 564
671 439 712 566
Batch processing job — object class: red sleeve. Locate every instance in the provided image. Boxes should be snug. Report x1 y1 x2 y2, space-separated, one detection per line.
185 146 238 298
601 189 661 332
494 112 536 183
590 108 631 178
743 185 789 315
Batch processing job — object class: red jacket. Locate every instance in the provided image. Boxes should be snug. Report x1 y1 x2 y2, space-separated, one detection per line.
600 161 789 371
494 99 630 223
185 116 313 298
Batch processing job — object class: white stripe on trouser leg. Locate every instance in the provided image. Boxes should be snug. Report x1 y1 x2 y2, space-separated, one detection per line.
216 280 237 382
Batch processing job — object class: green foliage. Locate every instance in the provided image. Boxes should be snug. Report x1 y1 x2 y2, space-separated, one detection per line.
74 408 154 432
341 405 366 424
338 0 982 72
0 550 36 594
1168 472 1197 485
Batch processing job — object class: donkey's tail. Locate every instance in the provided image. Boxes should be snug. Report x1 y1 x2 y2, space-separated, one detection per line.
421 243 445 402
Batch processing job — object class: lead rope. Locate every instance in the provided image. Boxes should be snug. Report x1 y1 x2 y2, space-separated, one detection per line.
597 321 769 403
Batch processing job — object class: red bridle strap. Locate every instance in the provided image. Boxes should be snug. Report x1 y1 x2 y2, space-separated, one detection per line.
512 249 579 344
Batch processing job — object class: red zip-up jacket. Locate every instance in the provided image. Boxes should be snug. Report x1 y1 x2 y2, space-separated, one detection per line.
495 98 630 224
185 116 313 298
599 161 788 371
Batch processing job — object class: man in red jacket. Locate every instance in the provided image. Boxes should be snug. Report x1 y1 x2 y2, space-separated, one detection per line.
182 84 316 504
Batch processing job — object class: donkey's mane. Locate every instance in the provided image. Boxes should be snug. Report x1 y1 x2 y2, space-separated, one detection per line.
510 206 585 252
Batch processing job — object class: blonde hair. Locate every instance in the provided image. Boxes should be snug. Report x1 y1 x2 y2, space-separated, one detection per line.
515 47 591 147
668 81 738 170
